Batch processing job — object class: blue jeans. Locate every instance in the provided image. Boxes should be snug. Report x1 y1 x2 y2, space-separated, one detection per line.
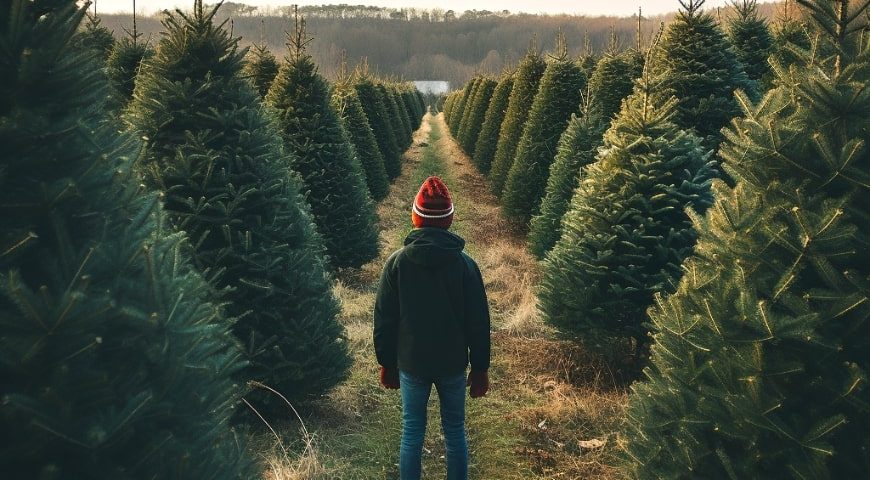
399 370 468 480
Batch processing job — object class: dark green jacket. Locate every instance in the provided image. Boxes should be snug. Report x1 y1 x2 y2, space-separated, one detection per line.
374 228 491 379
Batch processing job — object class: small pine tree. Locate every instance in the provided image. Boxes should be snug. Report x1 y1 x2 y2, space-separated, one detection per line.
489 50 547 196
624 1 870 477
356 75 403 179
127 1 350 409
650 0 756 145
727 0 775 84
106 13 154 111
588 49 645 123
0 1 257 476
472 74 514 174
332 83 391 201
243 43 279 97
538 53 715 361
459 77 497 154
501 34 588 226
527 110 606 259
268 14 380 269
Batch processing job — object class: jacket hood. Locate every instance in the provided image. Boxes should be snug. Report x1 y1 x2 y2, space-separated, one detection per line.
403 228 465 267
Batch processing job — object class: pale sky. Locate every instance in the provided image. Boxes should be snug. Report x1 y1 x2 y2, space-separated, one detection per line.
93 0 738 17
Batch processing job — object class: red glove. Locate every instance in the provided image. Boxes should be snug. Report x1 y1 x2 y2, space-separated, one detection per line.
467 370 489 398
379 366 399 389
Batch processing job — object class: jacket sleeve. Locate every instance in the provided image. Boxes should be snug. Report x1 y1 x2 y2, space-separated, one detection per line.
464 256 491 372
373 253 400 370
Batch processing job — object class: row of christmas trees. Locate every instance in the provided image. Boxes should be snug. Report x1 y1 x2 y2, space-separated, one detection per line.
1 0 424 476
447 0 868 476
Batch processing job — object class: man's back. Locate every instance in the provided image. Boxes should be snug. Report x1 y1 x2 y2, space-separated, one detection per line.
374 227 490 379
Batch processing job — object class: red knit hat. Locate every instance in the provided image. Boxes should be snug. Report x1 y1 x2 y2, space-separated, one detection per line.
411 176 454 229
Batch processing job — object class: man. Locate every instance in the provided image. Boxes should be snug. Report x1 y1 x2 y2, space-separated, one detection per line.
374 176 491 480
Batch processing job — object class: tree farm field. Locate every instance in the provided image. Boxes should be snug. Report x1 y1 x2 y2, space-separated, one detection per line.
3 1 868 479
258 114 628 480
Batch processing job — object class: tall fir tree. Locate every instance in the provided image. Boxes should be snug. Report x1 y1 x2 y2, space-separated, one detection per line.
0 1 257 476
488 49 547 196
126 1 350 409
579 31 599 76
332 80 391 201
379 83 411 151
356 75 403 179
472 73 514 174
106 8 154 111
538 49 716 361
456 77 484 147
501 33 588 226
527 108 607 259
74 10 115 64
448 77 477 136
769 1 814 83
443 91 457 121
625 1 870 477
390 85 414 144
401 87 423 131
459 77 497 154
268 14 380 269
588 48 645 123
243 42 279 98
727 0 775 85
649 0 756 145
529 47 645 259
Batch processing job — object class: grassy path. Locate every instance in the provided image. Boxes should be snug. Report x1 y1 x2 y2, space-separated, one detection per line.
262 114 627 480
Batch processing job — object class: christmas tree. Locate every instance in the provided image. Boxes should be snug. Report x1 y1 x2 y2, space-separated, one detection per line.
459 77 497 154
588 48 645 123
126 1 350 409
501 33 587 226
529 45 645 259
727 0 774 85
527 109 606 259
401 87 423 131
0 1 257 476
472 73 514 174
449 77 479 138
106 9 154 111
356 74 403 179
649 0 755 145
380 83 412 150
243 42 279 98
625 1 870 477
579 31 599 76
488 49 547 196
74 9 115 64
332 81 391 201
538 47 715 362
456 77 485 149
268 14 380 269
443 91 457 121
769 1 814 80
394 86 414 137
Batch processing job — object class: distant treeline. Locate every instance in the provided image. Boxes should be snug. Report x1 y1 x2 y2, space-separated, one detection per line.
100 2 788 87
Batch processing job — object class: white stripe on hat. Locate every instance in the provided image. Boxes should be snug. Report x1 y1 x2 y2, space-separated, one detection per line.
412 202 454 219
